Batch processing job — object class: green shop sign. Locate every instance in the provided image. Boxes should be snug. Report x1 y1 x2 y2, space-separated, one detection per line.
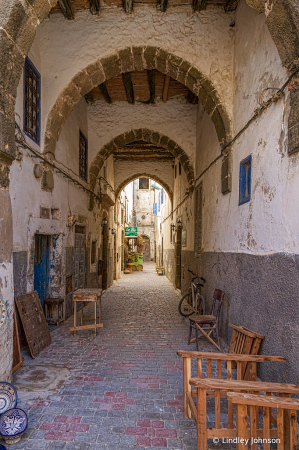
125 227 138 237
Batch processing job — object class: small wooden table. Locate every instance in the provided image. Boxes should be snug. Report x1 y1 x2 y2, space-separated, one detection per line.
70 289 103 337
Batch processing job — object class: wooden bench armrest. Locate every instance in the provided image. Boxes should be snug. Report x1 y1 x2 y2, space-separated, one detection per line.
227 392 299 409
176 350 286 362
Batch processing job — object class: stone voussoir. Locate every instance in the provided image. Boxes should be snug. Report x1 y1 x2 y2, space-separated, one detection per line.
118 47 134 73
102 53 122 81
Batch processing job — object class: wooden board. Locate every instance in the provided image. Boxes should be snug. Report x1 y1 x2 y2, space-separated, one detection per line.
12 310 23 373
15 291 51 359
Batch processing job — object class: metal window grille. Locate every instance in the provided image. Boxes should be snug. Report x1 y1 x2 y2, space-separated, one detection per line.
79 131 88 180
194 183 203 258
24 58 40 143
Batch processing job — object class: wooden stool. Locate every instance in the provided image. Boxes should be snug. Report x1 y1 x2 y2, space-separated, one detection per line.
70 289 103 337
127 263 135 273
44 298 64 326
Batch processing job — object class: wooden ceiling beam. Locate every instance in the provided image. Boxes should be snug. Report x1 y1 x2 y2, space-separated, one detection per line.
89 0 101 14
84 92 95 104
157 0 168 12
123 0 133 14
146 70 155 104
123 73 135 104
58 0 74 19
99 82 112 103
186 91 199 104
192 0 206 11
224 0 239 11
115 151 174 156
163 75 171 103
114 155 175 160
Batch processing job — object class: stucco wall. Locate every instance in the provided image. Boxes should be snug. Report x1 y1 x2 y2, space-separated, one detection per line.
88 99 197 165
37 7 234 143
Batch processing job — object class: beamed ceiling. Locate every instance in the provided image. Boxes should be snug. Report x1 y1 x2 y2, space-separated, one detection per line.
51 0 239 18
114 141 175 160
84 70 197 104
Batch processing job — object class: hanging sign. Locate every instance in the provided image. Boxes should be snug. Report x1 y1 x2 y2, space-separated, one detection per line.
125 227 138 237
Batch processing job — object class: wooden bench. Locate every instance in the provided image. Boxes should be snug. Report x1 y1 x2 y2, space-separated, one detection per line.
189 377 299 450
177 350 287 422
228 392 299 450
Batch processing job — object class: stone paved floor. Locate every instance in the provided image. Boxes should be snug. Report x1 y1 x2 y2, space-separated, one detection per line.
2 262 221 450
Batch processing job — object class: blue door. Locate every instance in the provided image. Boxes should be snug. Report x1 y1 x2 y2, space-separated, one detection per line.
34 234 50 307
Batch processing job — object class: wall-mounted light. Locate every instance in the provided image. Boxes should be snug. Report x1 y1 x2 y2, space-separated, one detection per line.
171 223 176 232
102 217 108 226
111 229 116 235
177 219 183 229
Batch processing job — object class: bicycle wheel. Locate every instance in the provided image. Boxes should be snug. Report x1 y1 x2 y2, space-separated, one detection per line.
196 294 205 315
178 291 194 317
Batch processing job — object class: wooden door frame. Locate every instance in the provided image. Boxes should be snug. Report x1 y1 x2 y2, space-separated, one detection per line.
175 228 182 289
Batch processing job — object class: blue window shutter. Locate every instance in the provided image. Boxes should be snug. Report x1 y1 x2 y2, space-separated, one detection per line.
153 203 157 215
161 190 164 204
158 191 161 212
239 155 252 205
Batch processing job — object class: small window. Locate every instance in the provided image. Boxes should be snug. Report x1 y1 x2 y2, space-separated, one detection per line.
91 240 97 265
139 178 149 189
24 57 41 144
239 155 252 205
79 131 88 181
103 166 106 179
179 162 181 175
175 165 177 179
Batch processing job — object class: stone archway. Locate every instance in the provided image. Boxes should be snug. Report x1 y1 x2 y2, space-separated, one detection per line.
0 1 299 167
115 172 173 205
43 46 232 156
90 128 193 195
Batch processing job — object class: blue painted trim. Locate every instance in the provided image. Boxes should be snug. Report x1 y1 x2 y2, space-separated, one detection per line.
239 154 252 205
23 57 41 145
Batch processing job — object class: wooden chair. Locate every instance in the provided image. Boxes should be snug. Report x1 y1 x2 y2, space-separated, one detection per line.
228 323 265 378
177 351 287 421
188 289 225 351
190 377 299 450
227 391 299 450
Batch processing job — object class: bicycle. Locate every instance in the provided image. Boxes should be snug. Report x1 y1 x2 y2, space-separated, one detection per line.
178 269 206 317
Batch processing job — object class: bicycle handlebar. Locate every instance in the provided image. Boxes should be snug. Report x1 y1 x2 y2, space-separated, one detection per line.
188 269 206 284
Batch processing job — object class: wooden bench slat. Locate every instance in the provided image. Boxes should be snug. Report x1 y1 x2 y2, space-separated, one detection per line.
176 350 286 362
227 392 299 410
189 378 299 393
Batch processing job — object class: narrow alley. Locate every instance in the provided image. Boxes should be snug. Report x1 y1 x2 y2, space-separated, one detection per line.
6 263 215 450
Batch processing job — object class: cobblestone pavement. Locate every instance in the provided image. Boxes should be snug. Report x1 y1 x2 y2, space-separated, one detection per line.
3 262 220 450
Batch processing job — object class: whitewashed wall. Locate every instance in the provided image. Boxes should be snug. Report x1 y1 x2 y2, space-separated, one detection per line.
36 6 234 143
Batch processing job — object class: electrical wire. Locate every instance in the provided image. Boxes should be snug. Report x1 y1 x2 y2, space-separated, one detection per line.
163 64 299 223
15 121 102 202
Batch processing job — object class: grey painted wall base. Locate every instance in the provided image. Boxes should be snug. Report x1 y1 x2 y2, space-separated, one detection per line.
200 251 299 384
172 249 299 384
